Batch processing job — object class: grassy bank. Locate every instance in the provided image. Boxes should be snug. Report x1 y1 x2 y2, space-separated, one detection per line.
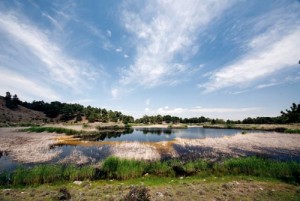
203 123 300 133
22 126 82 135
1 157 299 187
21 125 132 136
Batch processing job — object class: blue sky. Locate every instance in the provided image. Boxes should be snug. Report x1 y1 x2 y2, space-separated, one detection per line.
0 0 299 120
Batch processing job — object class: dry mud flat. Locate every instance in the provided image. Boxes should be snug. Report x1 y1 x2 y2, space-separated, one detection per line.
1 128 300 164
0 127 62 163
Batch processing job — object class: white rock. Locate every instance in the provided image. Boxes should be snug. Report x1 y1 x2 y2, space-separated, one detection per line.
73 181 83 185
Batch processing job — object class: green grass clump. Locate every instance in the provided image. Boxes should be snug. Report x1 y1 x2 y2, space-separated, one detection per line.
285 129 300 134
145 160 175 177
102 157 145 180
213 157 300 183
10 164 95 186
23 126 81 135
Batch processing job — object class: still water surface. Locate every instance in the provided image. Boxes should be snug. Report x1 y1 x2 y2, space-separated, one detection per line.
81 127 266 142
0 127 268 172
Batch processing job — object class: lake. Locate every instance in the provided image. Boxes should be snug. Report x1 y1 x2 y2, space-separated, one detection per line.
80 127 266 142
0 127 268 172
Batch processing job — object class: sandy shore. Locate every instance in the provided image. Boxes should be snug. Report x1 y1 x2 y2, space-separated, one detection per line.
1 128 300 165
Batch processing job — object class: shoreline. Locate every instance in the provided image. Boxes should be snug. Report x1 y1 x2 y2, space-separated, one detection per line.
1 127 300 167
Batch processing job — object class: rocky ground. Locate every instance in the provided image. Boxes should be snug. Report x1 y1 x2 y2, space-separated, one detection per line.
0 176 299 201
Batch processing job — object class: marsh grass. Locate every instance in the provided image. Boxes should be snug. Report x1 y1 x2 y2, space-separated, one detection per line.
22 126 81 135
285 129 300 133
1 156 300 186
102 157 146 179
10 165 95 186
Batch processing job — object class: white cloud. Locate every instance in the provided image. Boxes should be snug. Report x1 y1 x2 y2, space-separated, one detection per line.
111 88 119 99
0 68 60 101
145 98 150 106
120 0 234 88
0 12 99 92
106 29 112 37
86 24 113 50
115 47 123 52
124 54 129 58
42 12 63 30
144 106 261 120
201 6 300 93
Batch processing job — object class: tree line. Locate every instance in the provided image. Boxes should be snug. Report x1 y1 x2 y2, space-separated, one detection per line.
2 92 299 124
3 92 134 123
135 103 300 124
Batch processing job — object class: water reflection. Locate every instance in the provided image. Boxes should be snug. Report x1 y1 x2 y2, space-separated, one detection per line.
136 128 172 135
80 129 134 141
78 127 265 142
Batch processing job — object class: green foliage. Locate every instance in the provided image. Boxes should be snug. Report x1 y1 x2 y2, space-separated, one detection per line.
145 160 175 177
102 157 146 180
1 157 300 186
285 129 300 133
4 92 18 109
10 164 95 186
2 91 134 123
281 103 300 123
0 171 10 186
23 127 80 135
213 157 300 183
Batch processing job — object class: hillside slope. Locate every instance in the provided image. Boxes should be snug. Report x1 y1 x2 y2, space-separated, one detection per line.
0 97 49 124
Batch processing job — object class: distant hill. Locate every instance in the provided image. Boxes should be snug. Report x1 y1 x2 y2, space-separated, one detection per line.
0 96 49 124
0 92 134 125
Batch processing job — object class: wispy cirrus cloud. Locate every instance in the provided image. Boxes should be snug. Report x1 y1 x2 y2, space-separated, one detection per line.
0 12 99 96
0 68 60 101
143 106 261 120
200 5 300 93
119 0 235 88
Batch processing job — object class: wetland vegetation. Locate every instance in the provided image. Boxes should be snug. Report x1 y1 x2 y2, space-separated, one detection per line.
1 92 300 200
1 156 299 187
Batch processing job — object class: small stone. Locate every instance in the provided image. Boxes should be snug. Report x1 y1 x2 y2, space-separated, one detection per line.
222 183 232 190
156 192 164 197
180 177 184 180
73 181 83 185
198 190 205 195
259 187 264 191
144 173 149 176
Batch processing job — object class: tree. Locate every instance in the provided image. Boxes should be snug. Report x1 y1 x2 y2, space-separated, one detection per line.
280 103 300 123
5 92 18 109
5 92 11 101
